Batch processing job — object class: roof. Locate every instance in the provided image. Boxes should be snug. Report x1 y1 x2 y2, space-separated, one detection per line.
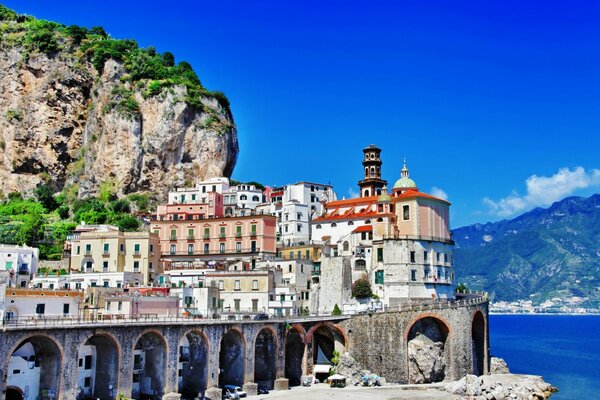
393 188 451 205
393 176 417 189
325 195 379 207
353 225 373 233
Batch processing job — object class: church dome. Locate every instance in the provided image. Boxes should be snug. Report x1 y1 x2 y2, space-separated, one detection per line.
377 193 393 202
393 159 417 190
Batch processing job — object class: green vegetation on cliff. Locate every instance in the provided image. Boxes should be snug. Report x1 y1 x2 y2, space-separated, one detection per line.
0 4 231 114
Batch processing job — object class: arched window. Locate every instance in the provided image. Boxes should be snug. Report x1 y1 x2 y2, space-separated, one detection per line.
365 220 371 224
343 241 349 252
240 195 247 200
331 223 337 227
377 217 383 222
364 190 370 197
365 167 369 176
370 167 375 176
252 195 260 202
315 224 322 229
348 221 354 225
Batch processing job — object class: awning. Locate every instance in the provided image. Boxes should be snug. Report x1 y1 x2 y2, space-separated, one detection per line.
184 308 203 316
313 364 332 374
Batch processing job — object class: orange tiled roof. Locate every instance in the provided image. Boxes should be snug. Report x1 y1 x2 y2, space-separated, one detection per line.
392 188 451 204
353 225 373 233
326 195 379 207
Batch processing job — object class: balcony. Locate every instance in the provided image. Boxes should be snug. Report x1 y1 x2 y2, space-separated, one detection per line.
84 249 92 256
102 251 110 257
133 251 141 257
235 232 242 238
250 231 257 237
187 235 195 240
219 233 226 239
203 234 210 240
170 236 177 241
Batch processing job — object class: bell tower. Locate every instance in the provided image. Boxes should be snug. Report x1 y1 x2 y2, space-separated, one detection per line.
358 144 387 197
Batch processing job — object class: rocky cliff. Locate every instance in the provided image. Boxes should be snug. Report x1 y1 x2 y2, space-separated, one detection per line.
0 7 238 200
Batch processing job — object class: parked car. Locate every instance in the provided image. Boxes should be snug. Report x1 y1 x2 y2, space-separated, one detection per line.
257 385 269 395
222 389 239 400
223 385 246 398
253 313 269 320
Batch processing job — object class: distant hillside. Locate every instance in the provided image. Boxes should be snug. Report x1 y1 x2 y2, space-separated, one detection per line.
453 194 600 307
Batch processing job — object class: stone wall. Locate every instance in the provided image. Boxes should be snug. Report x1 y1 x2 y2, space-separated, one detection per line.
339 297 489 383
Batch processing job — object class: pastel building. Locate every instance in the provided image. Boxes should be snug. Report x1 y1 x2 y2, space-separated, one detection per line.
151 213 277 265
68 226 161 286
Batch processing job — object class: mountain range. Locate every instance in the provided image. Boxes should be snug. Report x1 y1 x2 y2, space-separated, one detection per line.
452 194 600 307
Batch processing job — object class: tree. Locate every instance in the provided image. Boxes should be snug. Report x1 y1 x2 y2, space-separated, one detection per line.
112 215 140 232
456 283 469 293
331 304 342 316
35 184 58 211
352 276 373 299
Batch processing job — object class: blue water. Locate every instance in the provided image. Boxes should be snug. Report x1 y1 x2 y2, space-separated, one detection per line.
490 315 600 400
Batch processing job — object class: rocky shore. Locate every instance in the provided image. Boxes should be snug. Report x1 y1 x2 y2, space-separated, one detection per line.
329 354 557 400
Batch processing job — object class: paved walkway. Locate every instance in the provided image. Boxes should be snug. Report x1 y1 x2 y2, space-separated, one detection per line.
254 384 459 400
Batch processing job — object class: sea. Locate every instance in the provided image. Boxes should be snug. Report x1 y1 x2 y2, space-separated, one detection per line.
490 314 600 400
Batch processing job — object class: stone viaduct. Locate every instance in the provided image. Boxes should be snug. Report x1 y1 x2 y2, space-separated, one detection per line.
0 294 488 400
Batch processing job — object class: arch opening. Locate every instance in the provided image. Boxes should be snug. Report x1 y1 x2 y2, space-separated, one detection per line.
407 317 449 383
78 334 119 400
219 330 245 387
254 328 276 390
312 325 345 382
472 311 486 376
132 332 166 400
178 331 208 399
6 386 24 400
285 329 304 387
7 336 62 400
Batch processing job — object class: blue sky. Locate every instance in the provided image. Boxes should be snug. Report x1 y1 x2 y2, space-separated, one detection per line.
4 1 600 227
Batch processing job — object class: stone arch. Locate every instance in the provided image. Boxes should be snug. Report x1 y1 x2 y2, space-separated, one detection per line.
406 315 450 384
308 323 346 381
132 330 168 400
78 332 120 400
472 310 487 376
254 327 277 389
284 326 306 386
6 334 63 400
6 386 23 400
219 328 246 387
178 329 209 399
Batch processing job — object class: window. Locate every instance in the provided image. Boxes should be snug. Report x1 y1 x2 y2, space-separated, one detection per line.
236 225 242 237
91 281 97 287
252 195 260 202
436 252 440 263
305 250 310 259
170 229 177 240
348 221 354 225
316 224 321 229
85 261 93 271
252 280 259 290
36 303 45 315
251 224 257 235
403 205 410 220
444 254 449 263
377 248 384 262
188 244 194 255
103 261 109 271
280 294 285 302
85 354 93 369
240 194 247 200
133 261 140 272
375 270 384 284
234 299 241 311
204 243 209 254
343 241 349 252
149 244 154 253
289 264 293 273
331 223 337 227
297 212 302 220
252 299 259 312
76 246 80 255
192 194 196 201
218 280 224 290
170 244 176 255
103 243 109 254
103 281 109 288
234 280 241 290
297 224 302 232
63 303 70 314
220 226 226 238
85 244 91 254
220 243 225 253
202 186 206 193
251 241 256 252
236 242 241 252
289 252 294 260
410 251 416 263
120 243 125 253
84 377 91 387
424 251 428 262
411 269 417 281
204 227 210 238
188 228 194 239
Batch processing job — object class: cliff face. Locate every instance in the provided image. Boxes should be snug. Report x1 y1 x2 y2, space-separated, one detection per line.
0 14 238 200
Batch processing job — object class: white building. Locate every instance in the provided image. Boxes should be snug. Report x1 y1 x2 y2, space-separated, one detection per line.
0 244 39 288
170 286 220 317
167 177 231 205
31 272 143 290
3 288 83 321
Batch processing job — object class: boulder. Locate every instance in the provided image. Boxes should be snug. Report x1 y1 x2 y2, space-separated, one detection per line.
490 356 510 374
408 333 446 383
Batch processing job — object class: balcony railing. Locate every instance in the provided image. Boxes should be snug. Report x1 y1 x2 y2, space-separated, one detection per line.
187 235 195 240
235 232 242 238
203 234 210 239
